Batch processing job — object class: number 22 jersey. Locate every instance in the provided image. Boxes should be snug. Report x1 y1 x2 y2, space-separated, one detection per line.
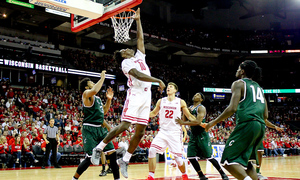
159 97 182 132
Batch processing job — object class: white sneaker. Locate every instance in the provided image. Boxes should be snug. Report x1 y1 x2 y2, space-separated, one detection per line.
258 173 268 180
117 158 129 178
91 148 102 165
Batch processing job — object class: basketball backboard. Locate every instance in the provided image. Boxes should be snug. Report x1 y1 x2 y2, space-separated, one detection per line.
29 0 104 19
71 0 142 33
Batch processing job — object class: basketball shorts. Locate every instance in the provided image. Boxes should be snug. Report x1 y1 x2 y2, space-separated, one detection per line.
221 121 265 169
82 125 114 156
258 142 264 151
121 87 151 126
187 131 212 159
150 130 183 158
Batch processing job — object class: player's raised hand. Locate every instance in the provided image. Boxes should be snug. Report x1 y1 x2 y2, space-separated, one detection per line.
100 70 106 79
133 7 140 20
158 80 166 94
106 87 114 100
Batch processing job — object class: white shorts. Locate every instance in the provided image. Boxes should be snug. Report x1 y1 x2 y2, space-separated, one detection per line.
150 130 183 158
121 87 151 126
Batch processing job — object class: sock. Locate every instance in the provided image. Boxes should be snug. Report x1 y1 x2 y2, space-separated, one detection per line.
244 176 252 180
182 172 187 175
189 158 205 177
96 141 107 150
208 158 225 175
76 157 91 175
72 177 78 180
107 152 120 180
149 172 155 178
123 152 132 162
256 166 260 173
102 164 105 171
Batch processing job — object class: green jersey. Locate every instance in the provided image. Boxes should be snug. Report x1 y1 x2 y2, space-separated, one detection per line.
189 104 206 136
236 78 265 125
83 95 104 125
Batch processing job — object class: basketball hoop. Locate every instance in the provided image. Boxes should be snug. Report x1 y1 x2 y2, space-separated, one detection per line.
111 9 136 43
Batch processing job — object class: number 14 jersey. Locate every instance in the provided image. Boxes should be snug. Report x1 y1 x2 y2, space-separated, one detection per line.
236 78 266 125
159 97 182 132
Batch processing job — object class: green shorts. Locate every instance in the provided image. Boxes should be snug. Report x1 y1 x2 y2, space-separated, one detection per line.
258 142 264 151
187 131 212 159
221 121 265 168
82 125 114 156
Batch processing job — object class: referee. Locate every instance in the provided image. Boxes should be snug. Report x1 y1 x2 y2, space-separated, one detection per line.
42 118 61 169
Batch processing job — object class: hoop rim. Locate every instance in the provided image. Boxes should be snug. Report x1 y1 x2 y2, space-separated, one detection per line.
112 9 136 19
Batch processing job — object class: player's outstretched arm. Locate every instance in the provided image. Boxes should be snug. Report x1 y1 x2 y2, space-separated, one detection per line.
103 87 114 114
134 8 145 54
128 68 165 92
83 70 106 99
205 80 243 131
181 100 196 121
102 120 111 132
149 99 161 118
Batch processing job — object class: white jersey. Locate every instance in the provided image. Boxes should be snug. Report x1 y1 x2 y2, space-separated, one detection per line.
121 50 152 89
158 97 182 132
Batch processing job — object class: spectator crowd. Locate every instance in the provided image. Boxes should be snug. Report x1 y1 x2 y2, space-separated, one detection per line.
0 77 299 169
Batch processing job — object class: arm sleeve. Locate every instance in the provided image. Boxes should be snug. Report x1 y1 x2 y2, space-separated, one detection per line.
121 59 135 74
43 127 47 134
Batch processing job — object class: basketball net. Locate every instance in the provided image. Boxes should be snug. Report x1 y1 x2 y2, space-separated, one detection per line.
111 9 136 43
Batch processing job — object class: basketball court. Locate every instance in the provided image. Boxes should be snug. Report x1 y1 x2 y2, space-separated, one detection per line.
1 156 300 180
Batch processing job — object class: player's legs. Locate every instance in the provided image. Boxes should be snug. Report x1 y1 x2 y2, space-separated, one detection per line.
74 126 98 179
246 162 258 180
106 151 120 180
147 132 168 180
223 164 252 180
188 137 207 179
99 151 107 176
208 158 228 179
103 121 131 144
127 123 147 154
73 157 92 180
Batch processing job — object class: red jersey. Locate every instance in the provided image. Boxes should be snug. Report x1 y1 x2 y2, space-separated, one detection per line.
276 141 283 148
113 141 118 149
284 142 291 148
73 140 83 146
41 141 46 149
0 144 6 154
11 143 22 153
8 138 15 146
0 143 9 154
22 144 32 153
31 137 41 146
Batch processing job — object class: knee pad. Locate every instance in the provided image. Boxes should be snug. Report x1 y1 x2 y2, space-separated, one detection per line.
175 157 183 166
148 147 157 158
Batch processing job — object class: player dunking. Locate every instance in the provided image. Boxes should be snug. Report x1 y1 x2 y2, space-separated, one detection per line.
205 60 268 180
147 82 197 180
72 71 120 180
92 8 165 179
176 92 229 180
